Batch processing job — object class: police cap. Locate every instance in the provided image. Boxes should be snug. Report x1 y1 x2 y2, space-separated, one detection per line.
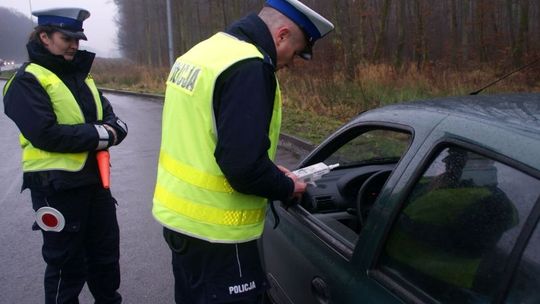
32 8 91 41
265 0 334 59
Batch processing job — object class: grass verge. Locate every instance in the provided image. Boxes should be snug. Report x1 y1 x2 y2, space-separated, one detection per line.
6 59 539 144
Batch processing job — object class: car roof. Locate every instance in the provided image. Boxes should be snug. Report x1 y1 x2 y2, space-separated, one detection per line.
354 93 540 172
358 93 540 135
406 93 540 131
370 93 540 132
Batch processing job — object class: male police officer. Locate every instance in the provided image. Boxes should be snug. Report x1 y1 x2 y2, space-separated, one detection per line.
3 8 126 304
152 0 333 303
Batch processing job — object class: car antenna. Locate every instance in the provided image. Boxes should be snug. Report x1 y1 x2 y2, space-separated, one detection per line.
469 57 540 95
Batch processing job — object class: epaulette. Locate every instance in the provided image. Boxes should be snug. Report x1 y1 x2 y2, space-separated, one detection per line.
15 62 31 78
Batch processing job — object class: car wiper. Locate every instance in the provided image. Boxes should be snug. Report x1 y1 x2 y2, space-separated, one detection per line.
365 157 400 164
341 157 400 167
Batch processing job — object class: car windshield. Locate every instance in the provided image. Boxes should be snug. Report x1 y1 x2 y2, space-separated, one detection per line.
326 129 411 167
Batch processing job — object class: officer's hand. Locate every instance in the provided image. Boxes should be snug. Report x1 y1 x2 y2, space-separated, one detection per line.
277 165 291 174
290 176 307 199
286 171 307 204
104 117 128 145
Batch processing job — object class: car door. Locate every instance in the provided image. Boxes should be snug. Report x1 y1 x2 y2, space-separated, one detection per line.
261 123 415 304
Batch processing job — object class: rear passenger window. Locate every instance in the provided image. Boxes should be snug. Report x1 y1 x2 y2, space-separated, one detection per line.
378 146 540 303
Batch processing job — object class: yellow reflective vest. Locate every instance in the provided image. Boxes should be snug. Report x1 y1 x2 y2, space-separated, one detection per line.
3 63 103 172
153 32 282 243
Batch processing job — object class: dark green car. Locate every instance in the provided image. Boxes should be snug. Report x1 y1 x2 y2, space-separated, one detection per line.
262 94 540 304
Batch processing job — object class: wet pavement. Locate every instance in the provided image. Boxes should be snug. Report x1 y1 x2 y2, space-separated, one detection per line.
0 82 305 303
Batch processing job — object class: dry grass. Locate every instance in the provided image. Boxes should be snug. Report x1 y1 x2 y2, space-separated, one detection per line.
280 62 540 122
89 59 540 143
91 58 169 94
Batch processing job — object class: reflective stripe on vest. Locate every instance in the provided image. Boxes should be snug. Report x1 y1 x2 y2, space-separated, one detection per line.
2 74 15 96
4 63 103 172
153 32 282 243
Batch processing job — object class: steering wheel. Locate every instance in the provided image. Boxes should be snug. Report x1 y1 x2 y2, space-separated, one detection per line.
356 170 392 228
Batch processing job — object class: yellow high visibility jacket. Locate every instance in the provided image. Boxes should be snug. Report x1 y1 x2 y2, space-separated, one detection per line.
3 63 103 172
153 32 282 243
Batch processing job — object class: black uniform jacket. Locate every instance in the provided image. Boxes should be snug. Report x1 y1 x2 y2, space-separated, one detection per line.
213 14 294 202
3 41 116 193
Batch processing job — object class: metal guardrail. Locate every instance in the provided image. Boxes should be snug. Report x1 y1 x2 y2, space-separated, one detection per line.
99 87 165 101
279 133 314 161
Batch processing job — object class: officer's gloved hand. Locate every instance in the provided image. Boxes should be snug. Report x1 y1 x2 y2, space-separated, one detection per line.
94 124 115 150
104 117 128 146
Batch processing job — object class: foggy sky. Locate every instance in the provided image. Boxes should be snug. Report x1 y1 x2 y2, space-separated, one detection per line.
0 0 120 58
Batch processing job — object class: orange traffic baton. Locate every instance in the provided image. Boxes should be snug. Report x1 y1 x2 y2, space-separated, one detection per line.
97 150 110 189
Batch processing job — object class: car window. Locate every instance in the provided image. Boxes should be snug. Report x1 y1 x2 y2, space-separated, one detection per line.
378 146 540 303
300 128 411 248
506 215 540 303
327 129 410 167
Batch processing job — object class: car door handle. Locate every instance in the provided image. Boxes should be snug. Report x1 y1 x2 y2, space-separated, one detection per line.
311 276 330 304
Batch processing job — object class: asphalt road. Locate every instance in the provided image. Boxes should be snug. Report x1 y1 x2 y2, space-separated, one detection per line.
0 80 302 303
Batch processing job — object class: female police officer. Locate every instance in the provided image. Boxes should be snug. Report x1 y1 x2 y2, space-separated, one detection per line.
3 8 127 304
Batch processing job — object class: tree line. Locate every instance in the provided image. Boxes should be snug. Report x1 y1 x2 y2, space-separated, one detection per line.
115 0 539 76
0 8 32 62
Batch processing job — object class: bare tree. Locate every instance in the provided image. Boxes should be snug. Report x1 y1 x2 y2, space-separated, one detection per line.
112 0 540 69
413 0 427 69
372 0 392 61
394 0 406 69
514 0 530 65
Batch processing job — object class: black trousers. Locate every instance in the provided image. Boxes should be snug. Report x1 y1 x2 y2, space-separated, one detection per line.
31 184 122 304
163 228 268 304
